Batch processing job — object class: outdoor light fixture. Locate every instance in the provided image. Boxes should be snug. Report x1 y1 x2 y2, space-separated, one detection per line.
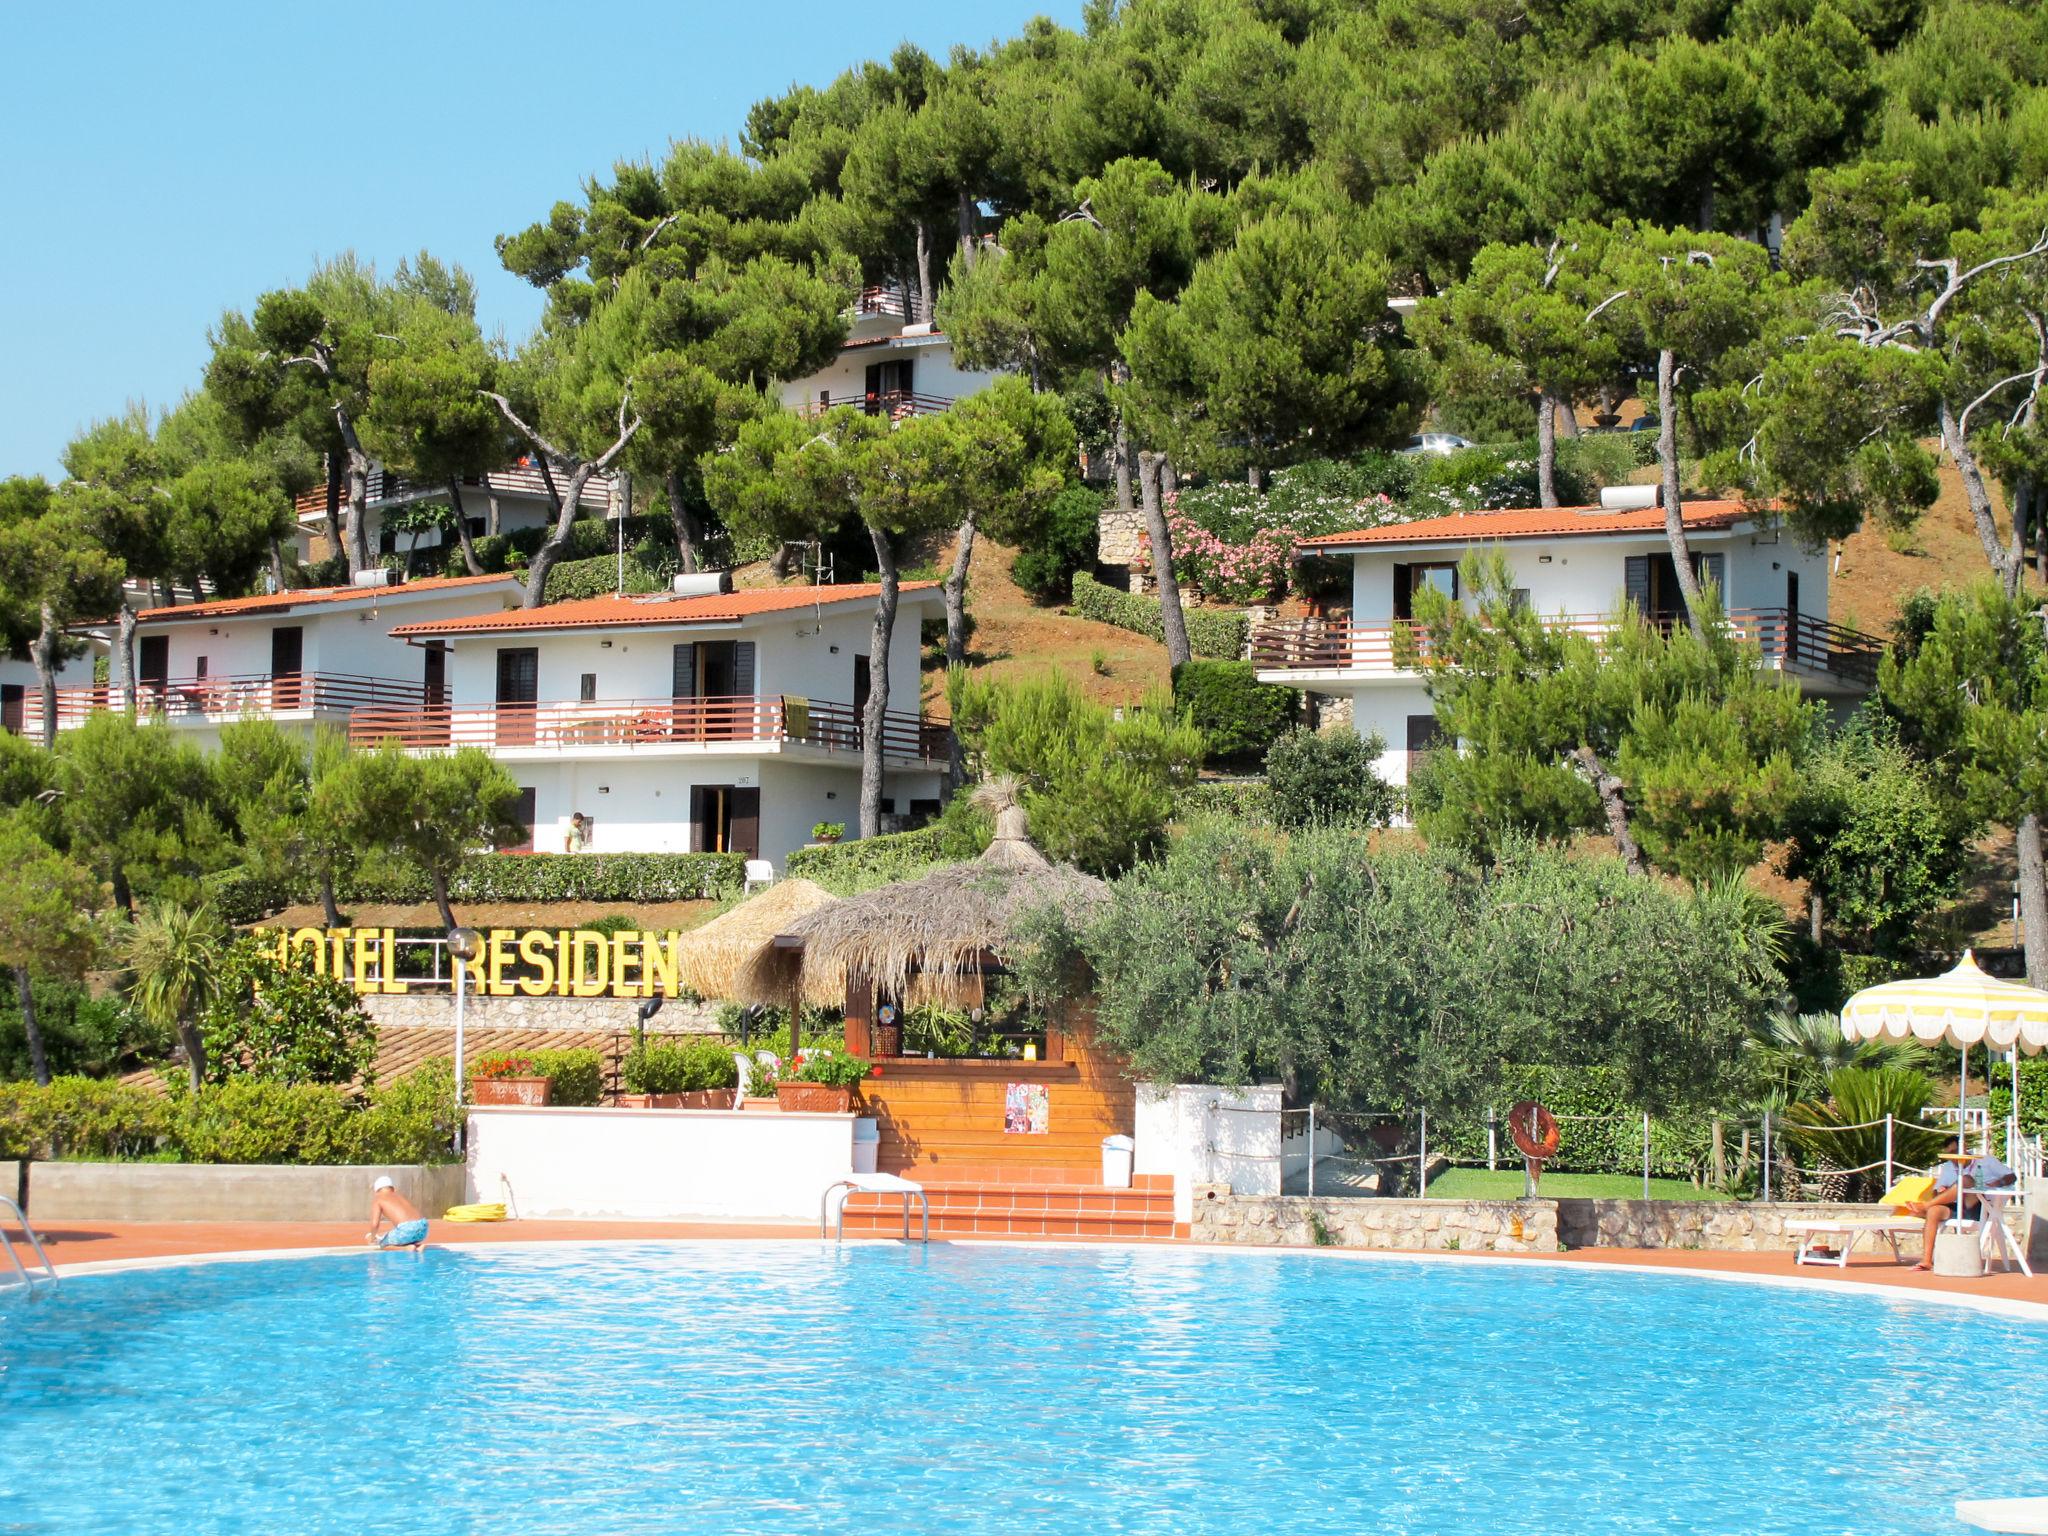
1537 555 1553 564
829 644 840 654
447 927 484 1149
600 640 613 648
598 785 610 795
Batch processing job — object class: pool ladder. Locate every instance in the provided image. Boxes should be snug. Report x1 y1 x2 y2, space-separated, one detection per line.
0 1195 57 1295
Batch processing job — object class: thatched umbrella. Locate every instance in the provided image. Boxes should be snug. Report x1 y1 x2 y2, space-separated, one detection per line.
735 782 1107 1014
674 878 839 1002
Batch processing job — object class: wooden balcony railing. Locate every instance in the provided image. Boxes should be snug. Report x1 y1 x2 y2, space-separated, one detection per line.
21 672 431 732
797 390 954 420
1249 608 1885 686
347 694 953 765
852 285 910 319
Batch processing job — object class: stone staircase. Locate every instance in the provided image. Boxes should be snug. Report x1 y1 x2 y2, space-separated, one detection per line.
838 1171 1180 1240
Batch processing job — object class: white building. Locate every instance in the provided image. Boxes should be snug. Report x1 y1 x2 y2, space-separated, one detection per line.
1252 496 1881 790
367 581 951 863
292 461 616 565
777 286 1000 421
35 573 526 746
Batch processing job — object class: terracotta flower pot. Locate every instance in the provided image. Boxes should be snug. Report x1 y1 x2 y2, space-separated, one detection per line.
622 1089 735 1109
473 1077 551 1107
775 1081 854 1114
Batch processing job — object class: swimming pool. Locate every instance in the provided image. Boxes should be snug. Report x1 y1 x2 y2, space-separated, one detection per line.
5 1243 2043 1534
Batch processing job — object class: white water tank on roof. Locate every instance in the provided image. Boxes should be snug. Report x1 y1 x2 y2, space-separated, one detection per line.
671 571 734 597
351 568 399 588
1598 485 1659 511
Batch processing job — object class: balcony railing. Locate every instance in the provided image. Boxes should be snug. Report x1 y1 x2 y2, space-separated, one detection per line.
797 390 954 421
1249 608 1885 687
852 285 910 320
347 694 953 765
21 672 431 733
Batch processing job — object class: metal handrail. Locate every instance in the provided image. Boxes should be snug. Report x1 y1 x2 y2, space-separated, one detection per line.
1249 607 1884 684
797 390 955 420
348 693 952 765
23 671 432 731
0 1195 58 1292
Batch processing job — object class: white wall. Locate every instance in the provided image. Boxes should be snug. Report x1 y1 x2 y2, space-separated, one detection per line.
1349 525 1828 625
777 333 1001 412
465 1104 855 1221
1135 1082 1283 1225
137 584 522 689
1346 683 1438 789
442 593 936 714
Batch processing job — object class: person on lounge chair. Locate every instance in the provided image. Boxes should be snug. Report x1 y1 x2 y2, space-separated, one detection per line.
1908 1152 2016 1270
366 1176 429 1251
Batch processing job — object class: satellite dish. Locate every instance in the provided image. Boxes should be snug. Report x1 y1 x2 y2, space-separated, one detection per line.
1507 1100 1560 1197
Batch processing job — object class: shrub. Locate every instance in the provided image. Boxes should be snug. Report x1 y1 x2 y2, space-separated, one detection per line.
1430 1064 1721 1179
527 1048 603 1106
199 936 376 1087
1263 728 1401 828
1172 661 1296 762
216 851 746 920
350 1059 458 1163
1070 571 1246 660
1783 1066 1951 1201
1173 779 1276 825
541 552 667 603
624 1039 736 1095
786 827 957 895
0 1065 461 1166
0 1077 172 1160
788 1045 872 1089
172 1078 359 1165
1012 485 1102 601
0 979 163 1082
1990 1058 2048 1146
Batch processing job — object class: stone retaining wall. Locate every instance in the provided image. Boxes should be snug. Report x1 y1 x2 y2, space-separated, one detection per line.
3 1159 19 1207
1193 1185 2045 1260
362 993 725 1033
1190 1184 1561 1252
26 1161 465 1223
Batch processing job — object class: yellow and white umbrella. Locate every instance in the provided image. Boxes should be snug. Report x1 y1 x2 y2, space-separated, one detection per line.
1842 950 2048 1156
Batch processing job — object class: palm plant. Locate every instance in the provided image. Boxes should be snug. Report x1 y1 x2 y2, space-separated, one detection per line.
1747 1009 1932 1102
1782 1066 1951 1202
123 901 227 1090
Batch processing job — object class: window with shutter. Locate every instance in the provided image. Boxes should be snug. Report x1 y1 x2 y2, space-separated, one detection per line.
1624 555 1651 615
671 643 697 699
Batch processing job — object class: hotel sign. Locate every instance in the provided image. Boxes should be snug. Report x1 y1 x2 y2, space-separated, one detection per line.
273 927 691 999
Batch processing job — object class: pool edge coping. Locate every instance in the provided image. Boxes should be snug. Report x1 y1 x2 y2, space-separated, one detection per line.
37 1235 2048 1325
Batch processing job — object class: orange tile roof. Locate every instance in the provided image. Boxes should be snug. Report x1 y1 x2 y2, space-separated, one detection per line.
389 581 942 638
129 573 526 625
1298 499 1762 550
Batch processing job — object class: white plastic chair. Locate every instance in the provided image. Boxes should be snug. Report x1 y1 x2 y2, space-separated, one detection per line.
743 859 775 893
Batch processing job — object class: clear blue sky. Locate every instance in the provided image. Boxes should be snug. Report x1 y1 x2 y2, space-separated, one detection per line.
0 0 1082 479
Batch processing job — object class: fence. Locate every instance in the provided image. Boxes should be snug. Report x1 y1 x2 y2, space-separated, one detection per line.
1200 1099 2038 1203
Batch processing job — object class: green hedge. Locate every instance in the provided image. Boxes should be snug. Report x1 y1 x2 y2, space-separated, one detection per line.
217 852 746 922
541 552 667 603
1172 660 1296 761
1070 572 1246 660
527 1048 604 1107
0 1065 460 1166
1429 1065 1717 1180
786 827 957 895
1990 1058 2048 1146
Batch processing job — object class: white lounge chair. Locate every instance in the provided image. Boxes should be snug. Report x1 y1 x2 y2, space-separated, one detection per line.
1787 1215 1921 1267
1957 1497 2048 1533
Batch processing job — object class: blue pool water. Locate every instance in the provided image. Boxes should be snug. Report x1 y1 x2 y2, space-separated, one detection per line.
4 1243 2045 1534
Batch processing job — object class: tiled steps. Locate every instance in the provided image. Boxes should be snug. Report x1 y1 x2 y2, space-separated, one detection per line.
838 1176 1177 1240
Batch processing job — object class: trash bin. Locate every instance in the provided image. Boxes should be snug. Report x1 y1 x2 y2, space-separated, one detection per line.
852 1118 880 1175
1101 1134 1135 1189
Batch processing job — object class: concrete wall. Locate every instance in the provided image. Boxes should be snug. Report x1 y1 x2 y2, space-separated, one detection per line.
466 1105 855 1221
1136 1082 1284 1224
3 1159 20 1207
25 1161 464 1223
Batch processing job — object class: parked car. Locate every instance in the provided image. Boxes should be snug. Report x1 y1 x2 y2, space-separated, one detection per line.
1398 432 1475 456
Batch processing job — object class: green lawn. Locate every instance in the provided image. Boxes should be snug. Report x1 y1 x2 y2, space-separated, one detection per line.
1423 1168 1730 1202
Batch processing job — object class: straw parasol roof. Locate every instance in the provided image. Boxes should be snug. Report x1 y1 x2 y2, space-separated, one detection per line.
673 878 839 1002
734 782 1107 1009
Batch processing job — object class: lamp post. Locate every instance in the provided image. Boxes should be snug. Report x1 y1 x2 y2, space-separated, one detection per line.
447 926 482 1153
